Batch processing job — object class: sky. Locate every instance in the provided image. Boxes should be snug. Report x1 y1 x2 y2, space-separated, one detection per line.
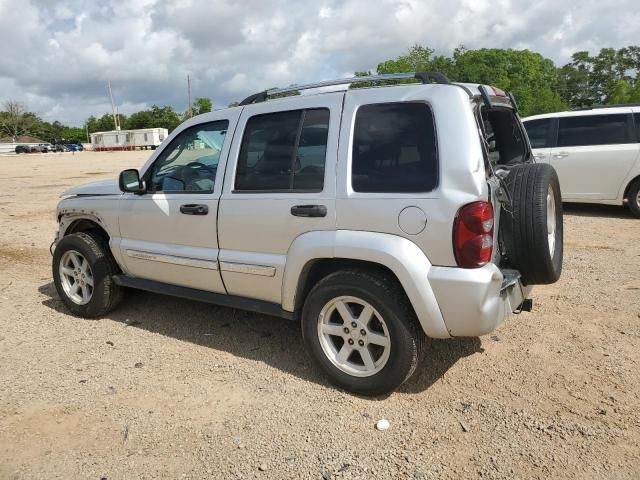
0 0 638 126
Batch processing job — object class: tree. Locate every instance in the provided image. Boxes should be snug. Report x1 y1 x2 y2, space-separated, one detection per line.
369 46 567 116
628 80 640 103
558 46 640 107
376 45 457 79
610 79 631 104
125 110 154 130
148 105 181 132
85 116 98 134
0 100 36 141
452 48 567 116
192 97 212 115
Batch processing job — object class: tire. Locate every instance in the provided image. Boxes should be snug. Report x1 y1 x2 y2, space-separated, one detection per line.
627 179 640 218
501 163 563 285
301 269 423 396
52 232 124 318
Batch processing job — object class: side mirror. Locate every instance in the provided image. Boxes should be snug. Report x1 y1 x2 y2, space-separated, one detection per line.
119 169 145 193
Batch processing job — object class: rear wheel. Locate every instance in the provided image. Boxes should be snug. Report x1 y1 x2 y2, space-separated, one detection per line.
627 179 640 218
301 269 422 396
501 163 563 285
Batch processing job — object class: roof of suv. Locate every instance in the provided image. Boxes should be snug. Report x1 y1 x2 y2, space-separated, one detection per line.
234 72 517 112
524 104 640 122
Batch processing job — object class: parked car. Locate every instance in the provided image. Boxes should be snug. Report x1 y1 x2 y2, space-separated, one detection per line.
14 145 30 154
28 145 44 153
522 106 640 217
51 144 66 152
52 72 563 395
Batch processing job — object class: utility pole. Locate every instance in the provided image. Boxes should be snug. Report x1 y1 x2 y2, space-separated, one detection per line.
107 80 120 131
187 75 193 118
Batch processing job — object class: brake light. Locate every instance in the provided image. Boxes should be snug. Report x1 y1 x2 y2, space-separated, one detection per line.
453 201 494 268
491 86 507 97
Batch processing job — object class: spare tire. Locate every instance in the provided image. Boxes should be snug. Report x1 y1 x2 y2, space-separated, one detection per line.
501 163 563 285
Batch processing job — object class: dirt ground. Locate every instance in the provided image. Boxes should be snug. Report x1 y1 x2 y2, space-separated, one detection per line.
0 151 639 480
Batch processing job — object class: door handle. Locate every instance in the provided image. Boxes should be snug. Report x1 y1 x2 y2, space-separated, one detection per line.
553 151 569 159
290 204 327 218
180 204 209 215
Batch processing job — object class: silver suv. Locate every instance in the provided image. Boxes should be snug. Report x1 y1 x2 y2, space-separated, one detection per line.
52 72 563 395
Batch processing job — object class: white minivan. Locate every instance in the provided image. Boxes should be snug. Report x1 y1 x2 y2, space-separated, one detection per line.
522 107 640 217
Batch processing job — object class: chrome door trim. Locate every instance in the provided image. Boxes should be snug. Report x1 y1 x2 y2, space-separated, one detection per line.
126 249 219 270
219 261 276 277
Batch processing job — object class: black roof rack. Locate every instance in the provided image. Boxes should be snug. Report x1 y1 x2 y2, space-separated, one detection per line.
572 103 640 111
238 71 451 106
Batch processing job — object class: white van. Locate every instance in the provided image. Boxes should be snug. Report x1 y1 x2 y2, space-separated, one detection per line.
522 107 640 217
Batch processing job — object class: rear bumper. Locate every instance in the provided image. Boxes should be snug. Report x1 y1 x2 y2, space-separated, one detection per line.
428 263 531 337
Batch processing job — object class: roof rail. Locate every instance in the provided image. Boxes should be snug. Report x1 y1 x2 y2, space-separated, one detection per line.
238 71 451 106
572 103 640 111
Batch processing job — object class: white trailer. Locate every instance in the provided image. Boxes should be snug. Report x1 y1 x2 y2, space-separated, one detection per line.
90 128 168 151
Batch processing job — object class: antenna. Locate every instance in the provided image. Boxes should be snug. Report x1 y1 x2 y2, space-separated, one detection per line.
187 75 193 118
107 80 121 131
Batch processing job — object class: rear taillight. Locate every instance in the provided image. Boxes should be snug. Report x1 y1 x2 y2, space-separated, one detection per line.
453 201 494 268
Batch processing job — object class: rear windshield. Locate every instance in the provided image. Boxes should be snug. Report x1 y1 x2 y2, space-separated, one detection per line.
351 102 438 193
481 109 527 165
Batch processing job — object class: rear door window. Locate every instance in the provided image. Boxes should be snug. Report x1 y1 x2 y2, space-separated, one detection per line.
557 114 632 147
524 118 554 148
351 103 438 193
235 108 329 192
634 113 640 142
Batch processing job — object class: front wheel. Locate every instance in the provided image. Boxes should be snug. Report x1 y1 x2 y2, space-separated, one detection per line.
52 232 124 318
301 269 422 396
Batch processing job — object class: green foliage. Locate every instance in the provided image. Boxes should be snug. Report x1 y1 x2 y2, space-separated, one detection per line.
610 79 631 104
372 46 568 116
558 46 640 107
87 106 180 134
453 48 567 116
122 110 151 130
144 105 181 132
192 97 213 115
366 44 640 116
629 81 640 103
2 100 182 144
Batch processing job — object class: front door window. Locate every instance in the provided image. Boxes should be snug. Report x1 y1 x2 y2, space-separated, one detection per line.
147 121 229 193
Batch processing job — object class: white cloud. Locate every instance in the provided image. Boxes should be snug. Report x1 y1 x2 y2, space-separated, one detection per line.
0 0 638 125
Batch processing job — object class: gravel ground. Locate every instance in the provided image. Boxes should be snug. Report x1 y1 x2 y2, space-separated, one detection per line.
1 152 639 480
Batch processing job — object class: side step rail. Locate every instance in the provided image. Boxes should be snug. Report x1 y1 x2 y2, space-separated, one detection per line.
113 275 297 320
